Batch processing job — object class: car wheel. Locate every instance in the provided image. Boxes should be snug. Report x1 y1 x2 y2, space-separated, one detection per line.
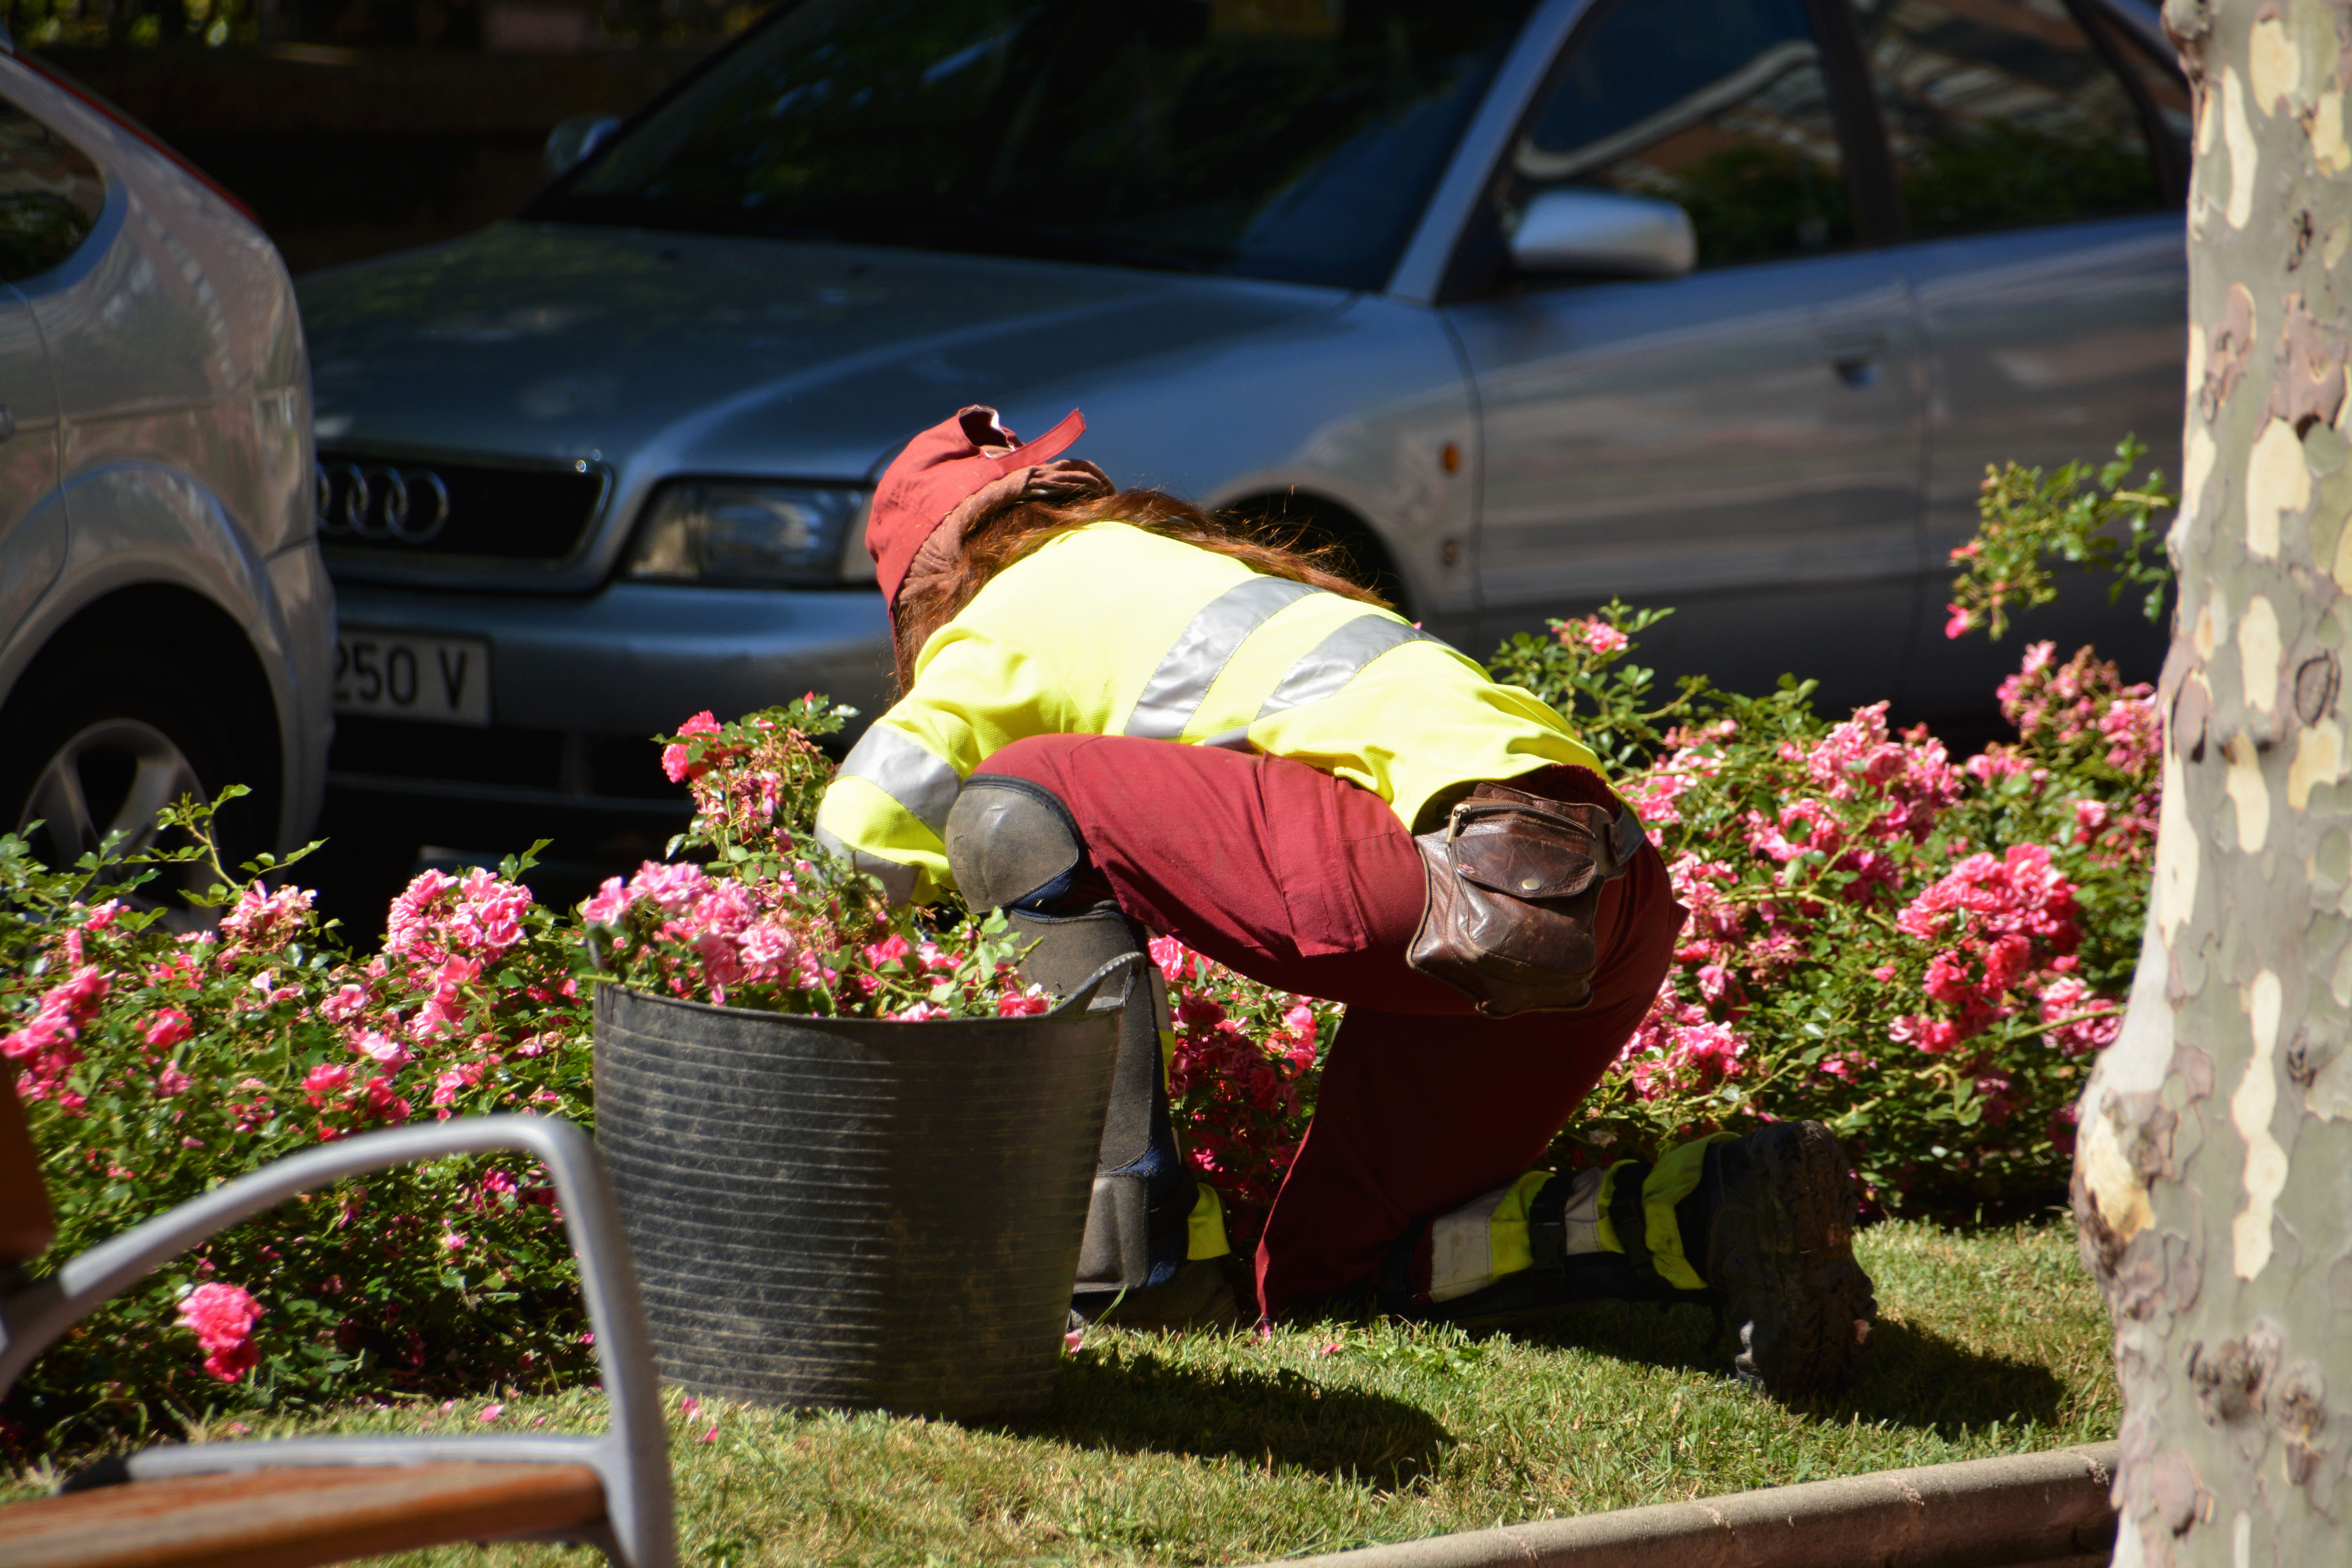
0 652 277 927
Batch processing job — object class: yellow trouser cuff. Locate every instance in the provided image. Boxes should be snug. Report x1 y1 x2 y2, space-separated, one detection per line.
1594 1159 1638 1254
1644 1132 1739 1291
1187 1181 1231 1261
1486 1169 1555 1279
1591 1137 1738 1289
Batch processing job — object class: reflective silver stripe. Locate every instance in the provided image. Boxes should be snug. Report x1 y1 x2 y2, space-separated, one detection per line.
1124 576 1320 740
813 824 918 905
1255 613 1433 722
837 723 962 836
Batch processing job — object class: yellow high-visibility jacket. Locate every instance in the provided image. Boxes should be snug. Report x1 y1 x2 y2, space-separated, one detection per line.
813 522 1603 905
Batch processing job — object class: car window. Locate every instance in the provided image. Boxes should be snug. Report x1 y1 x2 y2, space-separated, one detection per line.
1849 0 2169 238
0 99 102 284
535 0 1539 292
1510 0 1854 269
2080 4 2193 155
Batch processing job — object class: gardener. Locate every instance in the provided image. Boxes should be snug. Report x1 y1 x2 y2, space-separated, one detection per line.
813 406 1876 1397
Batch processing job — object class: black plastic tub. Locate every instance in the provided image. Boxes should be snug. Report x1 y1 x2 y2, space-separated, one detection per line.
593 955 1136 1422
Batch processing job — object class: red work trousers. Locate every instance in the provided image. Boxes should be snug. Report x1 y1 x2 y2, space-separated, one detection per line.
970 733 1684 1318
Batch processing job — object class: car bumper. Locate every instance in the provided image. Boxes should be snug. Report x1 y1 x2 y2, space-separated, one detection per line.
266 538 337 850
325 579 895 846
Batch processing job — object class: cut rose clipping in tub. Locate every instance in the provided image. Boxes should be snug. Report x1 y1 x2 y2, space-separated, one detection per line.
577 694 1031 1019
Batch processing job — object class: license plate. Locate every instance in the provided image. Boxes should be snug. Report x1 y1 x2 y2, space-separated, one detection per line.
334 630 492 726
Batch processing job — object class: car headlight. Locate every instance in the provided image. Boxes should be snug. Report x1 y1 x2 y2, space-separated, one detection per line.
623 482 875 586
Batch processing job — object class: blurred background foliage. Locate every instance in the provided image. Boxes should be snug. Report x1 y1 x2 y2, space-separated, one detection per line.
3 0 746 272
0 0 762 51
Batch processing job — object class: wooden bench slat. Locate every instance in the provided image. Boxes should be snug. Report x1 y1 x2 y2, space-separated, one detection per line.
0 1461 608 1568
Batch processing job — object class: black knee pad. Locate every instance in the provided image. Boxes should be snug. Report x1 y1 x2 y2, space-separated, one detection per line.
945 773 1089 915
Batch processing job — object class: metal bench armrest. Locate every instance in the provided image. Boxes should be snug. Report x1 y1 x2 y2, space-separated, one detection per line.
0 1115 674 1568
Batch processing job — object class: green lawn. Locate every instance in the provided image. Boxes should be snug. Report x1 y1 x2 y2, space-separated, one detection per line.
9 1221 2118 1567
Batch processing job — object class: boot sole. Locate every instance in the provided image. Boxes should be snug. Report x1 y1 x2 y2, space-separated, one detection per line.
1711 1121 1875 1399
1076 1258 1244 1331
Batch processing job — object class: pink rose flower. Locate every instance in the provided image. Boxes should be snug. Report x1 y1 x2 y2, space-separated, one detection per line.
996 985 1051 1018
1982 933 2034 992
431 1063 487 1111
1149 935 1193 985
360 1076 412 1123
176 1281 265 1383
1582 621 1629 655
302 1062 352 1106
143 1008 194 1049
320 982 370 1024
1922 951 1973 1009
349 1030 413 1071
220 884 316 950
581 877 635 926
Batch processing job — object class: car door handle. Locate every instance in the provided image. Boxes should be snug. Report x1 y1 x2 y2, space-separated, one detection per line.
1821 330 1886 389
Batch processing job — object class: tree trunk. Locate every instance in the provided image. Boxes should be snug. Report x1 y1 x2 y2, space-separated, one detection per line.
2072 0 2352 1562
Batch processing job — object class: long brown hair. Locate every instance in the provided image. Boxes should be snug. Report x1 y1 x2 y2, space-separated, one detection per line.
891 488 1390 691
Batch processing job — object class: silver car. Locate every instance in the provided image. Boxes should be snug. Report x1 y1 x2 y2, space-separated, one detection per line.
300 0 2186 862
0 45 328 886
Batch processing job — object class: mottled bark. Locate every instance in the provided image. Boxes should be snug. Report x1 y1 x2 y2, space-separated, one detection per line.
2071 0 2352 1563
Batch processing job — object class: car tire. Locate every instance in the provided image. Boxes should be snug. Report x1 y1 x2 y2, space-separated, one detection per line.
0 647 279 922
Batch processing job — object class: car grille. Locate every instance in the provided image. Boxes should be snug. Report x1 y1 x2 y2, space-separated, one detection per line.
330 717 684 802
316 453 608 563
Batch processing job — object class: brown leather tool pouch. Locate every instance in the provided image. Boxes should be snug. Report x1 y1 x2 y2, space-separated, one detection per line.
1406 781 1646 1018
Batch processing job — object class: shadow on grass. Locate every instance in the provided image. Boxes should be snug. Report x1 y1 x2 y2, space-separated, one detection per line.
1502 1299 1721 1379
1506 1301 2069 1437
1833 1317 2071 1434
1027 1348 1452 1488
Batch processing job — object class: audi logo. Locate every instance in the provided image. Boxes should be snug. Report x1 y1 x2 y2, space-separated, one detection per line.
316 461 452 544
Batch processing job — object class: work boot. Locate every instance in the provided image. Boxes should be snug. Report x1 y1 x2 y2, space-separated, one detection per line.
1070 1256 1245 1331
1066 1178 1243 1330
1381 1122 1875 1399
1698 1120 1875 1399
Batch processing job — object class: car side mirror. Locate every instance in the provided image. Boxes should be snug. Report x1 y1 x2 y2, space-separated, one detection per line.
1507 187 1696 279
544 114 622 180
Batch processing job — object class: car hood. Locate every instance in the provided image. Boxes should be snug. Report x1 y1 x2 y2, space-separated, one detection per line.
298 221 1347 482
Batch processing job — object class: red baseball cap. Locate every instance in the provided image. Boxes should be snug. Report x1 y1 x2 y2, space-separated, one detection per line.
867 405 1088 608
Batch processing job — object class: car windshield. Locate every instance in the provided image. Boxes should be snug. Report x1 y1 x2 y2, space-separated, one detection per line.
527 0 1538 290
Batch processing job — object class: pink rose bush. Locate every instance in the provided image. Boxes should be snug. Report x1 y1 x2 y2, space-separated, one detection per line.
1 791 597 1458
1154 935 1340 1250
1491 603 2156 1215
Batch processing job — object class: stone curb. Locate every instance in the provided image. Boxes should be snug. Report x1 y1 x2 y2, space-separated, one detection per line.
1243 1442 2118 1568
